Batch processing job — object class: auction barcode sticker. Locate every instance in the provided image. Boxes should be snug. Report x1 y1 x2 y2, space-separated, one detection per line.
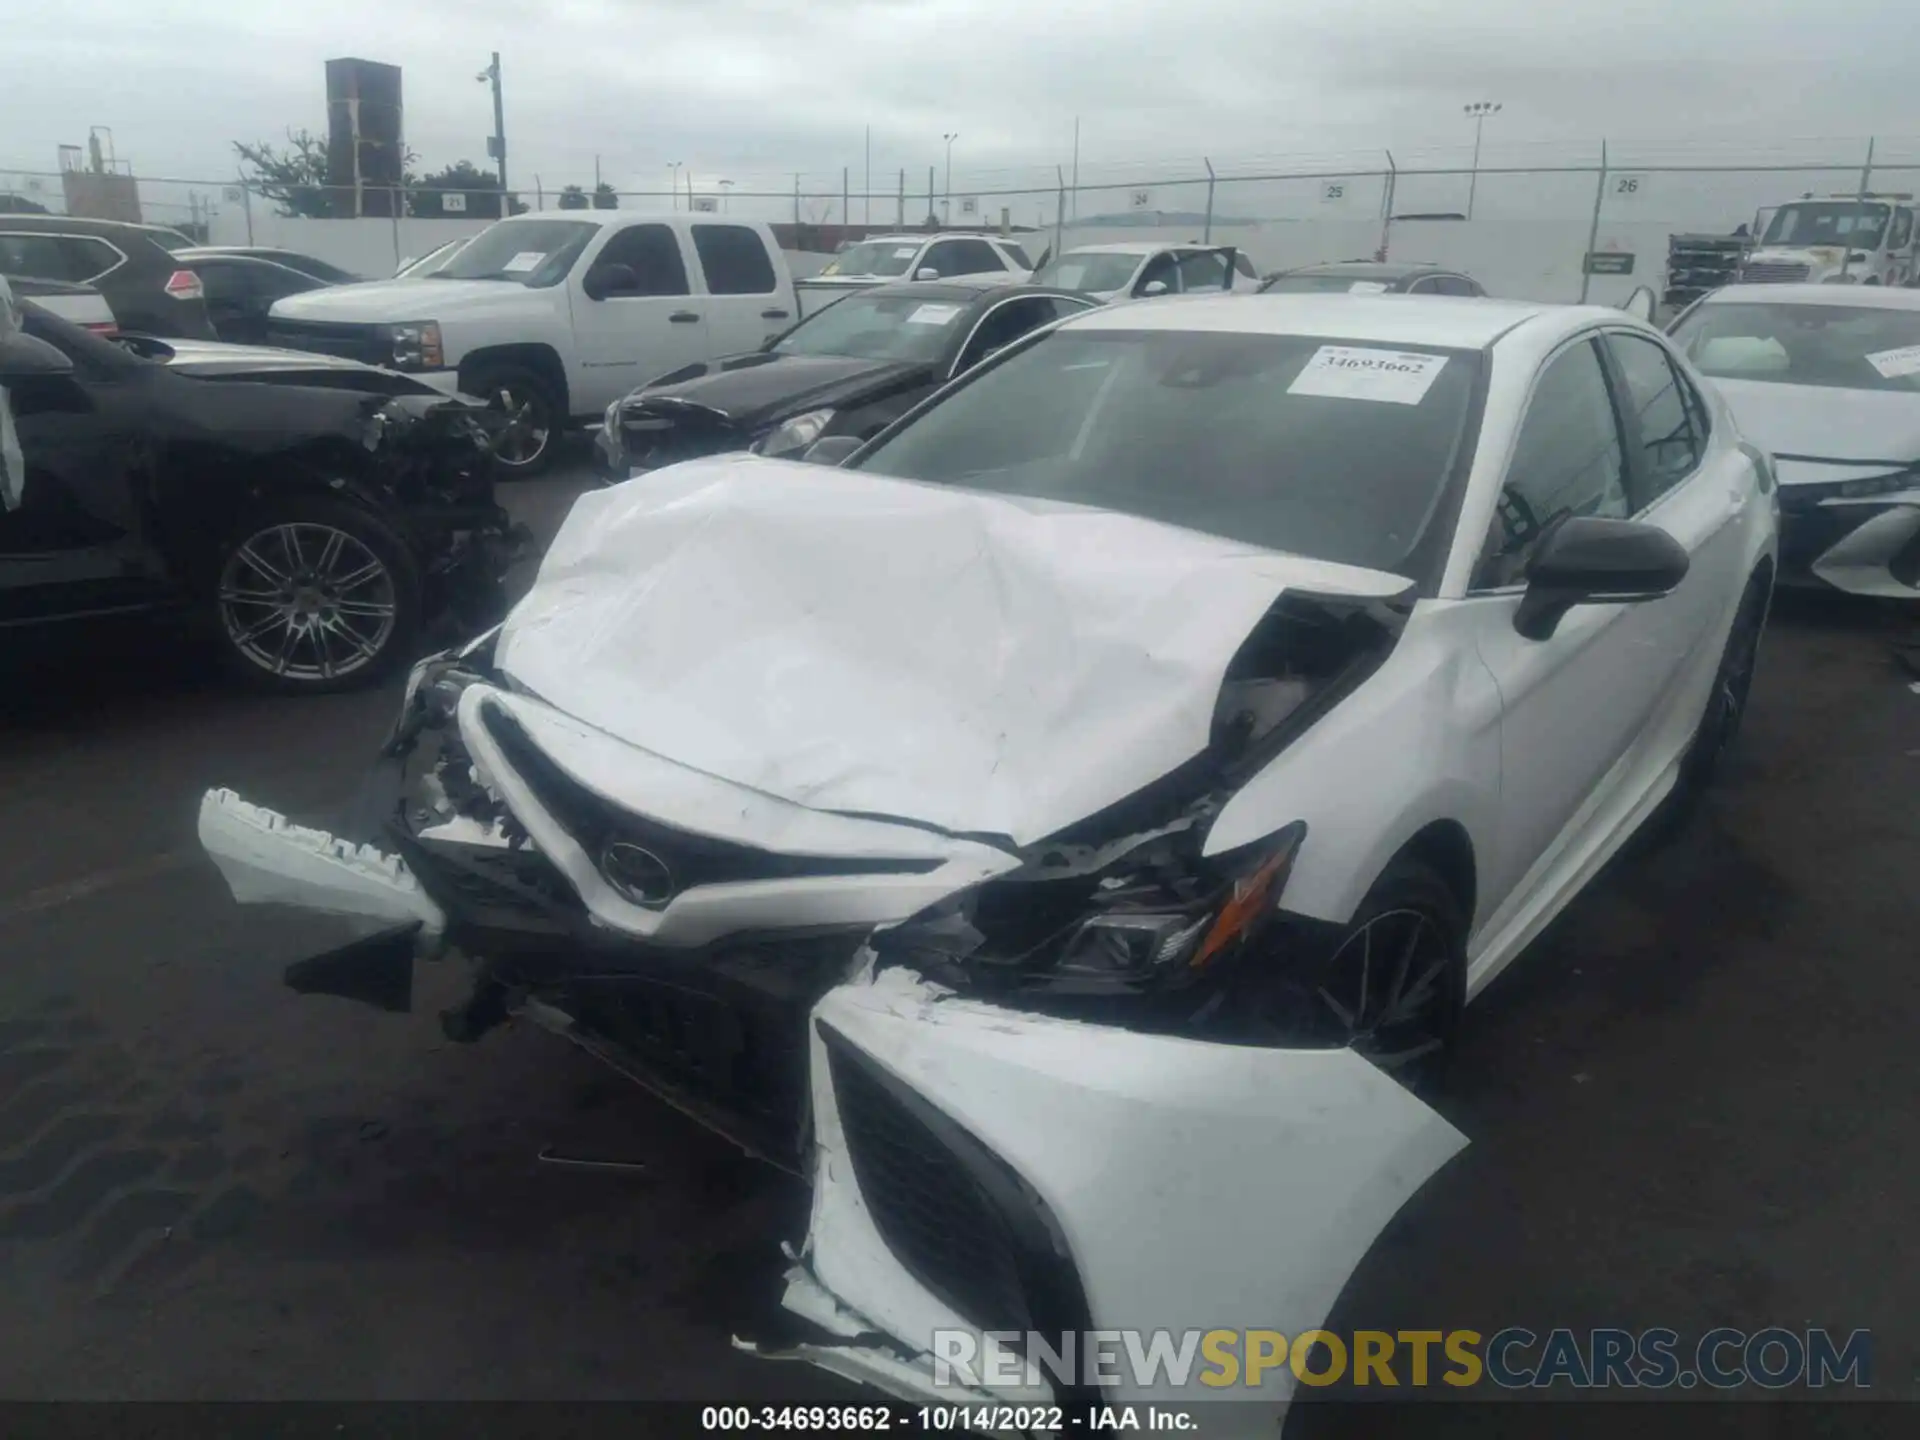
1287 345 1448 405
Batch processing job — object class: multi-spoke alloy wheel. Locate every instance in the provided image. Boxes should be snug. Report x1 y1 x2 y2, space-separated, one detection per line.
219 522 397 682
212 500 418 692
1313 907 1455 1074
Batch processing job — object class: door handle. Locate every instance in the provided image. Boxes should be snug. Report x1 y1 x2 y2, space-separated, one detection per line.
670 311 701 324
761 308 790 320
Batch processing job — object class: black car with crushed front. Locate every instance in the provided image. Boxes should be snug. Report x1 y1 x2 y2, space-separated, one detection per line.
0 289 528 692
594 277 1097 477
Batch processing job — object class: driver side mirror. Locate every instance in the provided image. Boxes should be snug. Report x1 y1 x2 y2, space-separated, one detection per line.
0 330 75 382
583 263 640 301
1140 279 1170 297
915 267 941 281
1619 285 1658 322
799 435 864 466
1515 516 1690 641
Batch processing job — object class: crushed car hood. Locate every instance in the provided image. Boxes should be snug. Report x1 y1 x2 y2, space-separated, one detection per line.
1712 378 1920 483
495 456 1412 846
630 353 926 429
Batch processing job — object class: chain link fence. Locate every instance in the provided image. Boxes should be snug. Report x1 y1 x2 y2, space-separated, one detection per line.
7 137 1920 300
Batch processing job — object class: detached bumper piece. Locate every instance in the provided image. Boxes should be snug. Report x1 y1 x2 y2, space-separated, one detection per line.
1778 476 1920 598
778 969 1466 1424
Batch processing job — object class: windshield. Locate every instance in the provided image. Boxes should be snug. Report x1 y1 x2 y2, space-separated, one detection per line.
820 241 920 278
1670 300 1920 392
856 328 1480 575
1031 252 1142 293
1261 272 1397 294
1761 202 1891 250
431 219 596 285
773 292 967 363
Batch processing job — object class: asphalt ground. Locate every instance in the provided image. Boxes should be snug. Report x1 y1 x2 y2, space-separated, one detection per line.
2 453 1916 1433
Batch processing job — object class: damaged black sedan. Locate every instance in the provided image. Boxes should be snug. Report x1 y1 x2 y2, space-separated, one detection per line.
595 276 1097 477
0 290 525 691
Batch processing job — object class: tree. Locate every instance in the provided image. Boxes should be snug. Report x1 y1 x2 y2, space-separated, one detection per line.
592 182 619 210
558 184 589 211
0 194 50 214
409 160 525 219
234 129 334 218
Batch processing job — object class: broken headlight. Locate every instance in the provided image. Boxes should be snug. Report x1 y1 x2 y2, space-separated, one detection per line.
756 407 835 459
876 820 1307 991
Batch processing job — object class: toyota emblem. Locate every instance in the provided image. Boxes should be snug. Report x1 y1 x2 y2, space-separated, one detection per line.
600 840 676 907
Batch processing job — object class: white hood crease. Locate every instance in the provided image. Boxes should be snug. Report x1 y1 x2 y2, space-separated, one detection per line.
1712 378 1920 484
495 455 1410 847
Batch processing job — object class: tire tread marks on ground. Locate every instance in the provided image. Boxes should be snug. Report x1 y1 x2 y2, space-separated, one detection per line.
0 1012 257 1289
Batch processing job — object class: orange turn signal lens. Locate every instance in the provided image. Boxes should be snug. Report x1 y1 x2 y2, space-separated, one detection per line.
1190 828 1306 969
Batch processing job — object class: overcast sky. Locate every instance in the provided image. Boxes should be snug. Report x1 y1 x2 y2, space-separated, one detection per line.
5 0 1920 205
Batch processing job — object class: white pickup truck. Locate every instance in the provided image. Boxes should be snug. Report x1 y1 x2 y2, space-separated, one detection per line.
265 212 798 473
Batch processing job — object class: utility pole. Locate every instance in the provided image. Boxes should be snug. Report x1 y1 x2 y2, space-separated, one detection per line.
667 161 682 210
1070 116 1080 222
865 125 872 225
942 133 958 226
1463 101 1501 220
479 53 508 199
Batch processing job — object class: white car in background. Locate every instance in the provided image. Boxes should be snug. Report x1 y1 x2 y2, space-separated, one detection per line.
1668 282 1920 598
201 290 1776 1423
797 232 1034 315
1030 240 1261 302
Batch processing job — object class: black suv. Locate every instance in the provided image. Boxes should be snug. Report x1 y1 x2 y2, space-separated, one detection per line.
0 214 216 338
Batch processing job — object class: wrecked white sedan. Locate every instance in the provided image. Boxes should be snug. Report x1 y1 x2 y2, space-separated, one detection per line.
202 292 1777 1416
1668 282 1920 599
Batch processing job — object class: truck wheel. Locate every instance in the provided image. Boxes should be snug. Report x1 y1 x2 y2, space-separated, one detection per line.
466 363 561 476
212 495 422 694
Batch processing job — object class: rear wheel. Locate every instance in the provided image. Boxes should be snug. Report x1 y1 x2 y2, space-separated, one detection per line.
466 362 560 476
213 495 421 693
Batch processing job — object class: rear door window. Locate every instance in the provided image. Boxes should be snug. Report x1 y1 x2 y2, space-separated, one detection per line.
691 224 778 294
0 233 121 284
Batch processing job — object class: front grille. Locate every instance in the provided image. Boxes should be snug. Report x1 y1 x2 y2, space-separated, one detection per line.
1741 262 1811 283
823 1024 1091 1346
479 703 942 903
266 317 390 365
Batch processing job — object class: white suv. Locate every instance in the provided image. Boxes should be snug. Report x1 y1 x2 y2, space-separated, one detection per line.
797 232 1033 314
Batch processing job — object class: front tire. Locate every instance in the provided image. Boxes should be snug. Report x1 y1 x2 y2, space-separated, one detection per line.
466 363 561 477
212 495 422 694
1234 856 1467 1093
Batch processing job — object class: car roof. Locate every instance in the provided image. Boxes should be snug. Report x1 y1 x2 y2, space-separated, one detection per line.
848 233 1018 245
0 213 189 245
850 276 1080 304
1058 291 1589 350
1280 261 1450 280
1057 242 1207 257
1698 282 1920 310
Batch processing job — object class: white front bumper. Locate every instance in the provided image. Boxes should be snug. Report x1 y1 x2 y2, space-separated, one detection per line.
773 968 1467 1422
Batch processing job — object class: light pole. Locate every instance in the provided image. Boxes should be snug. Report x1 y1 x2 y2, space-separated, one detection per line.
476 53 508 208
667 161 682 211
1463 101 1501 220
718 178 734 213
942 133 958 226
